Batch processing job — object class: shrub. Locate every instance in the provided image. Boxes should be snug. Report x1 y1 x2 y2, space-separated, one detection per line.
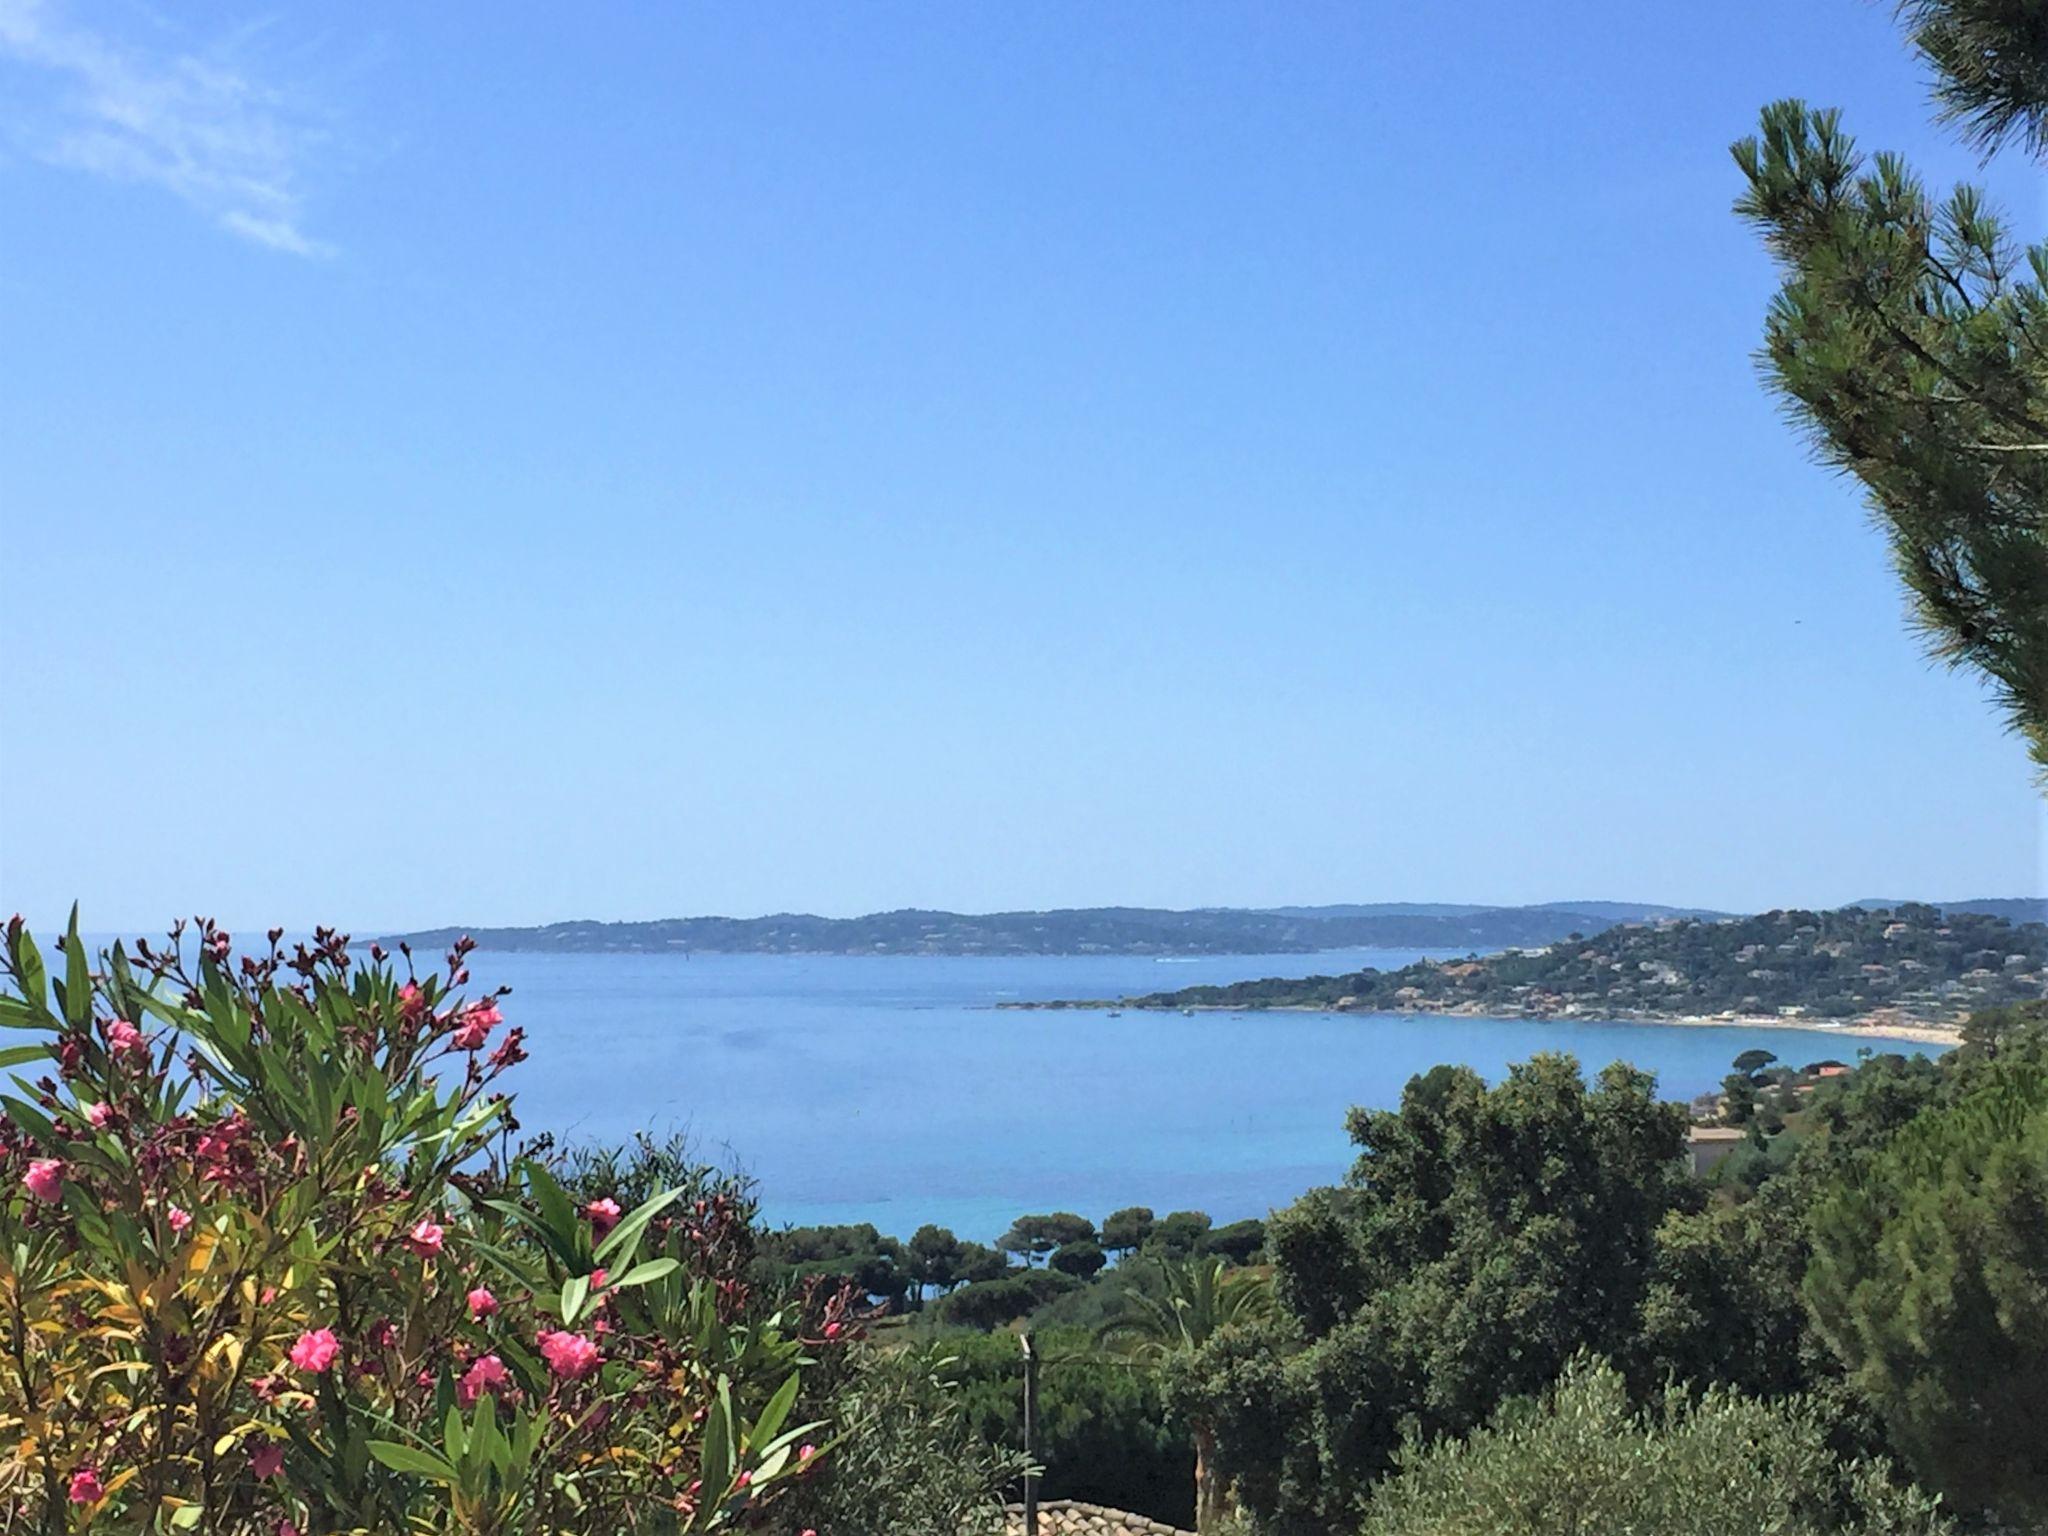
934 1270 1081 1330
1805 1053 2048 1520
0 914 833 1533
943 1329 1193 1528
1357 1356 1949 1536
773 1344 1029 1536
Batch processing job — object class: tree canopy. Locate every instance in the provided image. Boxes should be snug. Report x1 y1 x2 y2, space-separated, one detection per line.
1804 1052 2048 1518
1734 6 2048 772
1195 1055 1703 1529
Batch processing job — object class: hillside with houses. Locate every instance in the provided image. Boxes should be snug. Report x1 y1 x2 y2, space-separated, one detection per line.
1075 904 2047 1029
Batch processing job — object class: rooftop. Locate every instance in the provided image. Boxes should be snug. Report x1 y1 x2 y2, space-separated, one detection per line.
1000 1501 1196 1536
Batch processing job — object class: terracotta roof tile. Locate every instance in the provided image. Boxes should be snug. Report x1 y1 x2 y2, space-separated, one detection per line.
998 1500 1195 1536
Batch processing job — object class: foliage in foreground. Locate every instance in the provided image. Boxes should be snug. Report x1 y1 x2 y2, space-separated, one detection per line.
1805 1049 2048 1520
1193 1055 1703 1529
1356 1356 1950 1536
1735 19 2048 770
773 1344 1028 1536
943 1329 1192 1530
0 914 830 1534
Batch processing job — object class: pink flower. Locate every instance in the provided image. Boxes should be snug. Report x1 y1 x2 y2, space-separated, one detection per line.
405 1218 445 1257
451 1001 501 1051
68 1466 104 1504
586 1197 622 1236
278 1522 301 1536
250 1442 284 1479
106 1018 146 1059
289 1328 339 1373
538 1329 601 1380
800 1443 817 1462
735 1470 752 1489
823 1321 842 1340
590 1267 608 1290
467 1286 499 1319
167 1206 192 1234
85 1101 114 1129
457 1352 512 1407
370 1318 398 1350
23 1159 63 1204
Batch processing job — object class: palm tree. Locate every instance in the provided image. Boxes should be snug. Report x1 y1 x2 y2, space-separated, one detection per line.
1098 1256 1274 1532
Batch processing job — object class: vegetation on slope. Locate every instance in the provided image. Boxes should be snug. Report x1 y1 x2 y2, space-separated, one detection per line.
1092 904 2047 1027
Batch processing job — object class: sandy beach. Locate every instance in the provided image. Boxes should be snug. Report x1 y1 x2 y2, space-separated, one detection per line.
1053 1000 1966 1048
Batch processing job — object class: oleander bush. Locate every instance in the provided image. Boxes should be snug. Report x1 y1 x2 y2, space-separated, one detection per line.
0 912 835 1534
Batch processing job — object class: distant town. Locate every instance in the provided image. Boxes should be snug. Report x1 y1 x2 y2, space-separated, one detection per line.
1034 903 2048 1032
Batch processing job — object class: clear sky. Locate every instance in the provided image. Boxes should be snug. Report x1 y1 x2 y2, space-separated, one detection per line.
2 0 2043 932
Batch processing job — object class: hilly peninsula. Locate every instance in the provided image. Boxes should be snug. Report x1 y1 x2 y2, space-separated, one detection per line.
381 901 1725 958
1027 903 2048 1032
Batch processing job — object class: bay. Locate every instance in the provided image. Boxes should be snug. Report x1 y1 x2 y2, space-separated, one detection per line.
469 947 1937 1241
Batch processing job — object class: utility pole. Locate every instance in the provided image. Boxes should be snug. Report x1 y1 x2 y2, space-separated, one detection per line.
1021 1331 1039 1536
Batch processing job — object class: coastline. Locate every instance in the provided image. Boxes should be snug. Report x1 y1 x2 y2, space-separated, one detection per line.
1009 1000 1962 1048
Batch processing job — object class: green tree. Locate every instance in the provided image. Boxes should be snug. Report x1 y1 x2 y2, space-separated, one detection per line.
955 1240 1011 1285
1356 1356 1950 1536
1100 1257 1275 1531
1101 1206 1156 1259
1720 1072 1759 1126
1197 1218 1266 1266
998 1213 1095 1267
935 1271 1083 1331
1731 1048 1778 1079
906 1224 964 1305
1804 1053 2048 1520
1958 996 2048 1059
1896 0 2048 157
945 1329 1194 1528
1198 1055 1699 1529
1050 1240 1107 1281
1734 85 2048 770
1147 1210 1212 1260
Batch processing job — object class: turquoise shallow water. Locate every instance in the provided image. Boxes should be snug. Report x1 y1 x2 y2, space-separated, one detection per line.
457 948 1937 1241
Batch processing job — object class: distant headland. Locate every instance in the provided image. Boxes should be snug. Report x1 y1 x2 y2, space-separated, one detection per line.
382 901 1729 957
377 898 2043 960
1016 902 2048 1036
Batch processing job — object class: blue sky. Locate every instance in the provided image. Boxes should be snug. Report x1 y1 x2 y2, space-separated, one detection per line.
1 0 2042 932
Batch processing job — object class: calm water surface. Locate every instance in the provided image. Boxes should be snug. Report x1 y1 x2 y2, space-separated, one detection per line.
466 948 1935 1241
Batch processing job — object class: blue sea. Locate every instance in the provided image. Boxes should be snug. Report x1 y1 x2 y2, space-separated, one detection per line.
457 947 1936 1241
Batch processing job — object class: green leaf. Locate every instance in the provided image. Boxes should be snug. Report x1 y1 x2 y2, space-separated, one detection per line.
524 1159 580 1250
594 1184 688 1265
367 1441 457 1482
13 929 47 1015
60 905 90 1029
751 1369 802 1448
608 1256 680 1291
0 1045 49 1071
700 1378 733 1499
2 1095 55 1146
560 1273 590 1326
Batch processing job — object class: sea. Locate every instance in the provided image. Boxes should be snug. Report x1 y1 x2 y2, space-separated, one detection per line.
445 946 1938 1241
